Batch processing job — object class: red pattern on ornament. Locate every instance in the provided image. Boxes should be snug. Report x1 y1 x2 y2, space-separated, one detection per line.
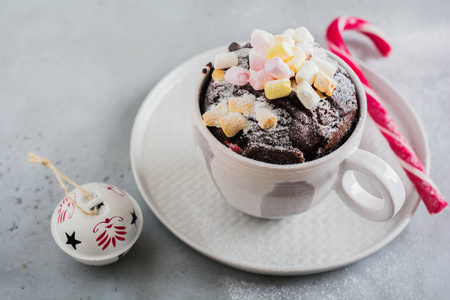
98 182 126 197
93 216 126 251
57 193 76 224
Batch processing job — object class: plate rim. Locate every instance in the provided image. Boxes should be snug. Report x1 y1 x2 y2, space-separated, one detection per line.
130 45 429 275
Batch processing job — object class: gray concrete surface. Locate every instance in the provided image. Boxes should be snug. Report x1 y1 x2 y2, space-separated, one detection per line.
1 0 449 299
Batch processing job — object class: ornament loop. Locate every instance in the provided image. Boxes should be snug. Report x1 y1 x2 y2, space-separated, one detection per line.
27 152 97 216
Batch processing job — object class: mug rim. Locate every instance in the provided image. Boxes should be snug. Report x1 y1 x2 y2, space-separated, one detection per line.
193 48 367 171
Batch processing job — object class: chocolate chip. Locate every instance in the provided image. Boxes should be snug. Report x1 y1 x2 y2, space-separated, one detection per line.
228 42 241 52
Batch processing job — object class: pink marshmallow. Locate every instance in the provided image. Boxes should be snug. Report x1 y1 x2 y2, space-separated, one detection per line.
264 57 291 79
251 29 273 54
249 69 274 90
249 49 266 71
224 66 250 86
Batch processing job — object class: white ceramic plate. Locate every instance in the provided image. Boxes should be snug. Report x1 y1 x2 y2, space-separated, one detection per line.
130 46 429 275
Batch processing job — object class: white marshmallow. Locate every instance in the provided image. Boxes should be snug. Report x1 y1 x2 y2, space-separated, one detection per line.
295 81 321 109
282 32 295 47
268 33 274 44
295 61 319 85
214 52 239 70
274 34 295 47
283 28 295 37
296 41 314 56
310 56 337 78
293 27 314 44
273 35 284 45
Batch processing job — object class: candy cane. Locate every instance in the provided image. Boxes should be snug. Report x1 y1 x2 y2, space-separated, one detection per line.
326 16 447 214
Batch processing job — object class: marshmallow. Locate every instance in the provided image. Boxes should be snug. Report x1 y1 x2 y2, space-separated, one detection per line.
285 57 303 74
224 66 250 86
267 41 294 61
313 71 337 96
293 27 314 44
296 41 314 57
295 61 319 85
202 102 228 127
256 109 277 130
228 94 255 115
265 57 291 79
282 32 296 46
214 52 239 70
264 78 292 100
283 28 295 37
268 33 274 45
295 81 321 109
273 35 284 45
274 34 295 46
249 69 274 91
309 56 337 78
211 69 225 82
285 47 307 73
249 49 266 71
251 29 274 54
292 46 307 59
220 112 248 137
315 90 327 100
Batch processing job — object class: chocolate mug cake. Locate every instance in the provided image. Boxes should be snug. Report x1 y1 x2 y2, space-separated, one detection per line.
200 27 358 165
193 26 404 220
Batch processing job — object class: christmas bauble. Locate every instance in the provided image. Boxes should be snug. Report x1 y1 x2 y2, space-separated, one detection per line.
51 182 143 266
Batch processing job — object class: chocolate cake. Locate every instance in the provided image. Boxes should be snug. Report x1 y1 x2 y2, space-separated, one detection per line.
200 28 358 165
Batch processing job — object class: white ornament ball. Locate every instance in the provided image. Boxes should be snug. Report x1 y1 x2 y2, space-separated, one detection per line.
51 182 143 266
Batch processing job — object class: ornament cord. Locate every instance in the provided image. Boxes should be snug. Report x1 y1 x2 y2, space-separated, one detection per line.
27 152 97 216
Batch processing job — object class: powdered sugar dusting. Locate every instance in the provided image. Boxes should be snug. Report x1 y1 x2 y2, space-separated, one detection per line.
235 48 251 70
202 42 358 164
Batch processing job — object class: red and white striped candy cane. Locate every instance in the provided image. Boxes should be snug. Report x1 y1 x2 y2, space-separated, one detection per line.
326 16 447 214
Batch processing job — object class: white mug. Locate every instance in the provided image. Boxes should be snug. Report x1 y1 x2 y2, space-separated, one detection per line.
192 50 405 221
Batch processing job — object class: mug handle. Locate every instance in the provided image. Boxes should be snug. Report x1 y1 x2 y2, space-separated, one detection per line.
335 149 405 221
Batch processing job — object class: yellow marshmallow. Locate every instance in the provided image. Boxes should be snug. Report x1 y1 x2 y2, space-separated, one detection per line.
211 69 225 82
285 57 302 73
256 109 277 129
267 41 294 61
285 47 307 73
313 71 337 96
264 78 292 100
315 89 327 100
228 94 255 115
220 112 248 137
202 102 228 127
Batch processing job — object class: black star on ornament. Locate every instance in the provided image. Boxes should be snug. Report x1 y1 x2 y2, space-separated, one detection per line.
130 209 138 226
65 232 81 250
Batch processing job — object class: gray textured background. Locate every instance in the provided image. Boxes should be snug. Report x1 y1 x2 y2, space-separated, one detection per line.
1 0 449 299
